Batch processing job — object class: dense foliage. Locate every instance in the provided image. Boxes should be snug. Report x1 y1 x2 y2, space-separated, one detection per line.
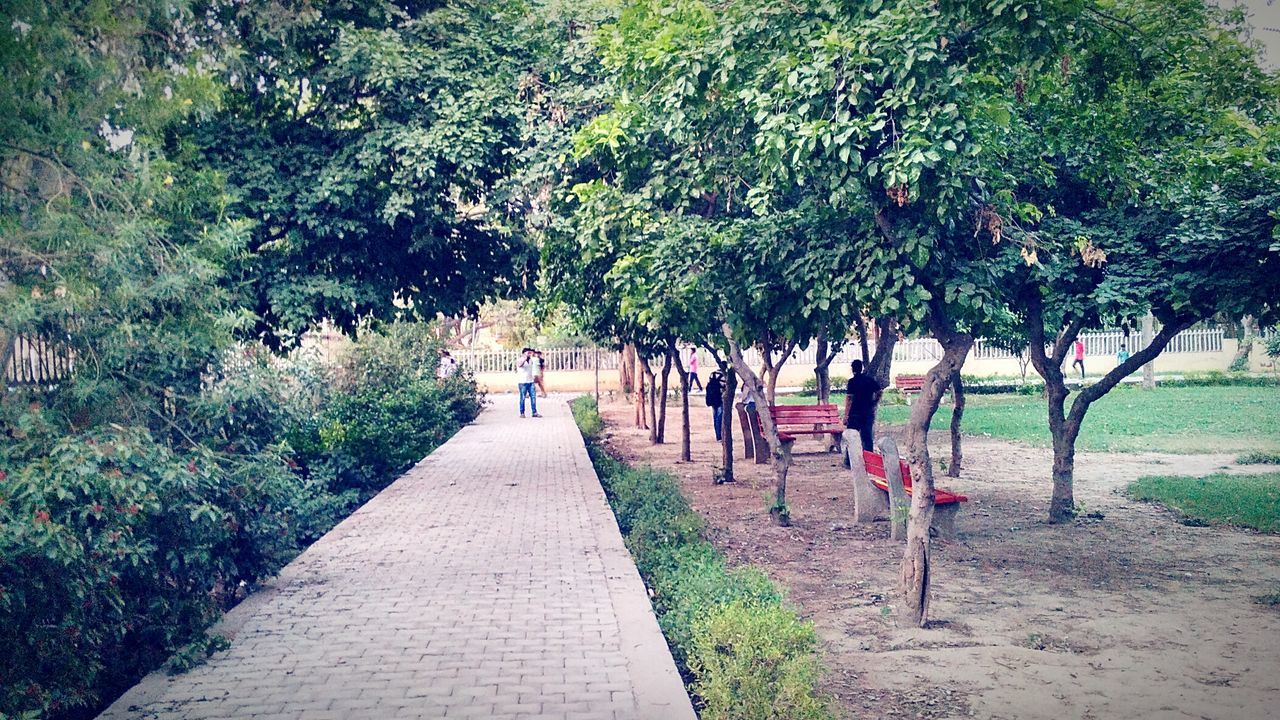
0 323 480 719
570 396 830 719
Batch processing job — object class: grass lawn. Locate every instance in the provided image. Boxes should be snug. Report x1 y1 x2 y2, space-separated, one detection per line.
778 385 1280 454
1127 472 1280 533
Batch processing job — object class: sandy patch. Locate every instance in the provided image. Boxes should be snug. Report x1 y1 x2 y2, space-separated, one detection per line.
598 400 1280 720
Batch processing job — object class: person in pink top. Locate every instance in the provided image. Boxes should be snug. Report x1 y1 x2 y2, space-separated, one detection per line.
687 348 703 391
1071 339 1086 379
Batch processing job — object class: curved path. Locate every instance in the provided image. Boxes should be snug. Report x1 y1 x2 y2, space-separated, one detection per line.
100 396 694 720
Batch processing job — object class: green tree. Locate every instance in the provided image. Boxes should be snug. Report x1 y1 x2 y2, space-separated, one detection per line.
990 0 1280 523
196 0 540 346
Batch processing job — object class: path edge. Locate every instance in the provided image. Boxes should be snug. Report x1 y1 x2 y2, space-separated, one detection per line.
563 408 698 720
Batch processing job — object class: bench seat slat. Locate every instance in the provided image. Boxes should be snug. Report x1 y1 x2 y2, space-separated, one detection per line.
861 449 968 506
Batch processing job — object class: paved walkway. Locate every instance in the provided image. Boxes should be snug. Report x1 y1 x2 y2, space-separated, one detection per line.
100 396 694 720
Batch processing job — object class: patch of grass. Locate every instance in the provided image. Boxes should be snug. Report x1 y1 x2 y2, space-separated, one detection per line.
1255 590 1280 607
775 385 1280 454
1126 472 1280 533
1238 451 1280 465
569 396 832 720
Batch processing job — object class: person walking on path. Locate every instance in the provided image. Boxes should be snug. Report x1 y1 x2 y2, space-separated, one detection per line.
517 348 541 417
844 359 882 452
705 370 724 441
534 350 548 398
687 349 703 391
1072 339 1086 379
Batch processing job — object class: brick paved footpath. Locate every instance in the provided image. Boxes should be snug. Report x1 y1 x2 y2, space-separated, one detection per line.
100 395 695 720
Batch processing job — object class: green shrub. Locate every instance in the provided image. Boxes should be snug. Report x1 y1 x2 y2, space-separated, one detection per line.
1238 451 1280 465
569 395 830 718
797 375 848 397
0 425 316 717
690 602 830 720
0 322 482 719
570 395 605 439
1158 371 1280 388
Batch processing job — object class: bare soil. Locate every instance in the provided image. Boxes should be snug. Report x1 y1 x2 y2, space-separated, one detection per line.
599 400 1280 720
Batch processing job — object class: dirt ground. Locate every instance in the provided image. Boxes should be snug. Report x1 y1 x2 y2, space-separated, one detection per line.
598 400 1280 720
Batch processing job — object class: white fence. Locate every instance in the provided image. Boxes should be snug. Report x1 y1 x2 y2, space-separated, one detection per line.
453 327 1226 374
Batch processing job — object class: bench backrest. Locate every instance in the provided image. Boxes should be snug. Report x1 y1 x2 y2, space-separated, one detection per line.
861 449 913 488
769 404 842 426
893 374 925 391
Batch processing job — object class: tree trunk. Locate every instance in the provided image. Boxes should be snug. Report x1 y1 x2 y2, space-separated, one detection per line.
1025 297 1197 524
815 329 832 405
640 355 657 443
721 365 737 483
880 436 910 541
656 349 673 443
1141 312 1155 390
726 326 794 526
761 337 799 405
948 370 965 478
854 315 871 365
620 344 636 399
813 326 842 406
868 317 898 389
1230 315 1255 371
634 348 648 429
671 341 692 462
898 322 973 628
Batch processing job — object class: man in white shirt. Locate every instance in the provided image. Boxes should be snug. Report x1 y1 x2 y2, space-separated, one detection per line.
516 347 541 417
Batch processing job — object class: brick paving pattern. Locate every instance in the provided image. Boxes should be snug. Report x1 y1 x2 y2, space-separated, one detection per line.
99 395 694 720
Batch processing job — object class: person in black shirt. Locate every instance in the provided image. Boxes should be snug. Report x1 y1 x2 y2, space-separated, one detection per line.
705 371 724 441
844 359 882 452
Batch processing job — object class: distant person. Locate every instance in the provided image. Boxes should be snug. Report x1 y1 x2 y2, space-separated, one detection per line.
687 349 703 391
705 370 724 441
436 350 458 380
534 350 548 398
516 348 540 418
1072 339 1086 378
1117 344 1130 365
844 360 882 452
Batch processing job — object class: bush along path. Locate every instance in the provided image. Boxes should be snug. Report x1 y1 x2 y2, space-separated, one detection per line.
570 396 832 720
0 325 481 720
97 395 694 720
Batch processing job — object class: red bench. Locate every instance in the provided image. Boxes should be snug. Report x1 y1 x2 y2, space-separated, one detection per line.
894 374 926 402
860 449 967 539
770 403 844 445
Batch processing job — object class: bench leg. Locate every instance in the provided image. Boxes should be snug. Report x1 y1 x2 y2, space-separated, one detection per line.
845 431 888 523
930 503 961 541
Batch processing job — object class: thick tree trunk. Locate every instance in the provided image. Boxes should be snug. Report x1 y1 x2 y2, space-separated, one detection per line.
1230 315 1255 371
948 370 965 478
620 344 636 399
725 326 795 525
868 317 897 389
898 322 973 628
656 350 673 443
670 341 692 462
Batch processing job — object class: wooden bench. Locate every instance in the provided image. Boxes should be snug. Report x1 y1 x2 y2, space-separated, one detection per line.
894 374 926 404
850 441 967 539
770 404 844 446
738 403 843 463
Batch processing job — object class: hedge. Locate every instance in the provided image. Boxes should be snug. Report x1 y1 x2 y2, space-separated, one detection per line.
569 396 831 720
